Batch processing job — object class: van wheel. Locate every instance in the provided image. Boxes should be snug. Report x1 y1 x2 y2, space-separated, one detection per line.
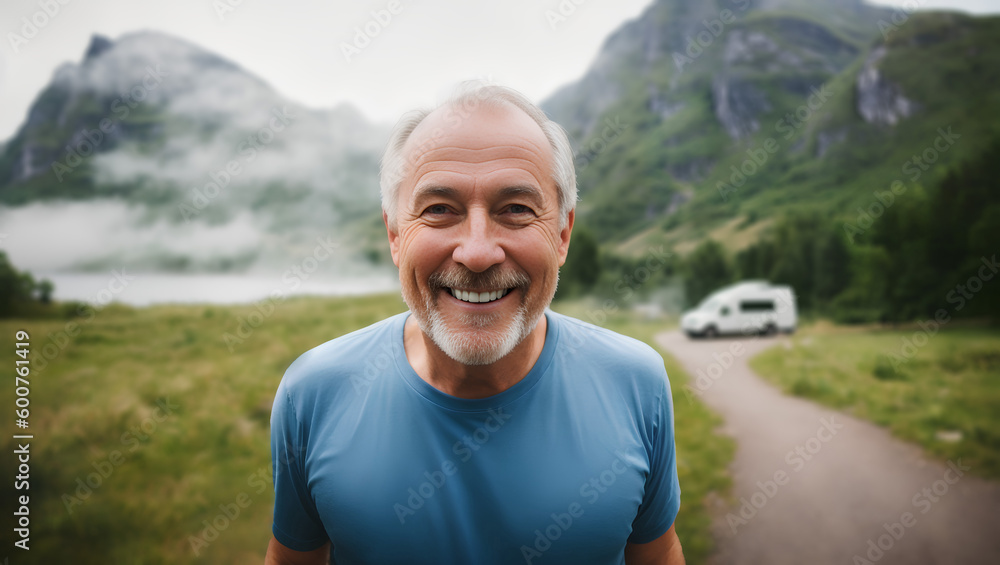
763 324 777 336
704 326 718 339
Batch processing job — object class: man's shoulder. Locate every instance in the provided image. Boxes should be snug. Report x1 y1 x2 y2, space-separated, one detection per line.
279 312 405 393
550 311 666 375
549 312 671 420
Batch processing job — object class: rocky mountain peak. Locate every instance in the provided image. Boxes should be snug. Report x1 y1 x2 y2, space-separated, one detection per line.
83 34 114 61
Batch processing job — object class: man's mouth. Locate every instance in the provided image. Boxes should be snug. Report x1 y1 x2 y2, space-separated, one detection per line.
446 287 512 304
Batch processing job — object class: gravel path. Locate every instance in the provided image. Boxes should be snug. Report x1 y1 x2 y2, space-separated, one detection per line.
655 330 1000 565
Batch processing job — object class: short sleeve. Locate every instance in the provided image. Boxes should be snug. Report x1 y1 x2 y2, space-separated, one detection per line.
627 374 681 544
270 386 330 550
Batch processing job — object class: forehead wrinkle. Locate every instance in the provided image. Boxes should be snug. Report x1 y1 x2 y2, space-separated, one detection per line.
414 143 550 164
402 126 557 211
412 158 547 180
404 124 552 160
410 151 551 191
407 117 550 147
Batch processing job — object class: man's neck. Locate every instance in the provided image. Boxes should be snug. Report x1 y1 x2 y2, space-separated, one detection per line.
403 314 548 400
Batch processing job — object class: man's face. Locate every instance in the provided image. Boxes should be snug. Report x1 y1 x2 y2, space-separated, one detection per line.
386 103 573 366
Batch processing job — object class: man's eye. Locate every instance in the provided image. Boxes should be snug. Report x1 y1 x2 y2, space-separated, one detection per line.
425 205 449 215
507 204 533 215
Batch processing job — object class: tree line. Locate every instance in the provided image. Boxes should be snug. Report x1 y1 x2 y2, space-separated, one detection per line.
0 251 53 318
561 139 1000 323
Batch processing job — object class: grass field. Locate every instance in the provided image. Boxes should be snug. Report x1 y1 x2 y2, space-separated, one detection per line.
749 322 1000 479
0 294 733 564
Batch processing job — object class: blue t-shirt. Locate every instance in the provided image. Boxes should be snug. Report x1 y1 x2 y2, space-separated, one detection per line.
271 310 680 564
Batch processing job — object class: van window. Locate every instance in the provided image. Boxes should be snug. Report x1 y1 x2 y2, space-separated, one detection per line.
739 300 775 313
698 298 721 312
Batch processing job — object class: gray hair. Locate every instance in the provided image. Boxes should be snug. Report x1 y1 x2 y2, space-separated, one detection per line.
379 82 577 229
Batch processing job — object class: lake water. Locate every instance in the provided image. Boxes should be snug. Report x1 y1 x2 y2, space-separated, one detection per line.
38 271 400 307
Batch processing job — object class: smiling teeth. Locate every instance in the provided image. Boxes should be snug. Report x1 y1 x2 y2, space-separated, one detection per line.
450 288 509 303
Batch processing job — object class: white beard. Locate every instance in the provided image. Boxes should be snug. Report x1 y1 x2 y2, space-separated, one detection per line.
399 264 555 366
419 300 538 366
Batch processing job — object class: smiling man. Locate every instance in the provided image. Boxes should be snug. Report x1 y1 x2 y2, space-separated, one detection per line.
266 84 684 565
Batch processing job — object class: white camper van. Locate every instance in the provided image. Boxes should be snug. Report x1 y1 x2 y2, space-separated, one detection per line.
681 281 796 338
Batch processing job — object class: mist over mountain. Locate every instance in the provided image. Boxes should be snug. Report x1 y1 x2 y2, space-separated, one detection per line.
2 1 998 282
0 31 388 274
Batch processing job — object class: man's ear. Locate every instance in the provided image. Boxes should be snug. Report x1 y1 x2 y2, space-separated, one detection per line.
384 211 401 267
557 208 575 267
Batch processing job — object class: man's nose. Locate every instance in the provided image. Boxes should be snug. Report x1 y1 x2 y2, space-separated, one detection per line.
452 209 505 273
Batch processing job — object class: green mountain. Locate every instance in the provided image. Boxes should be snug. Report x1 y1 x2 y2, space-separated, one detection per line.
542 0 1000 255
2 7 996 319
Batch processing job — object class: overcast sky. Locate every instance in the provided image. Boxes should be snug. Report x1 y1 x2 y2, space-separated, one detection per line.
1 0 997 141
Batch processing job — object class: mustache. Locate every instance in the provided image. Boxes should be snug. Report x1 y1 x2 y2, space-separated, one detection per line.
428 265 531 292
